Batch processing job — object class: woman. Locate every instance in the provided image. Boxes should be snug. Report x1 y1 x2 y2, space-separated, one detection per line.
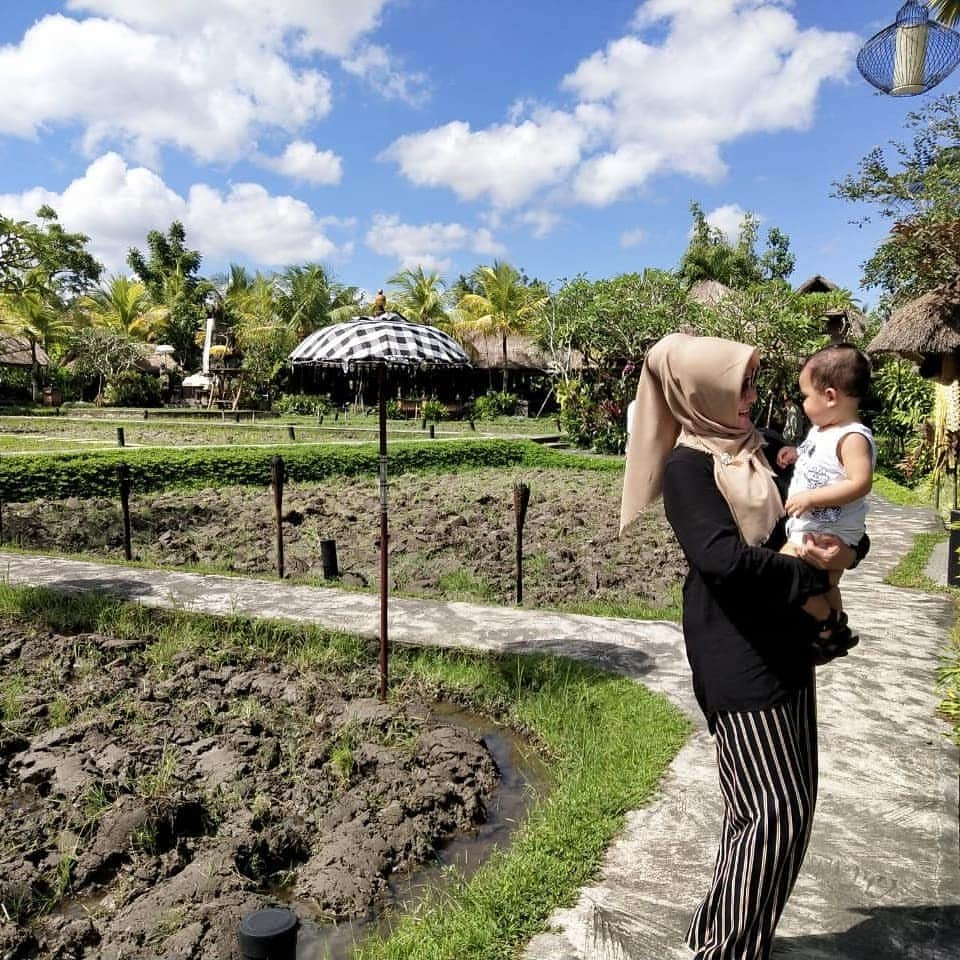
620 333 862 960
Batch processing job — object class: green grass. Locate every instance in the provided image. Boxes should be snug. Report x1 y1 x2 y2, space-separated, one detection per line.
873 470 930 507
885 531 947 591
0 583 690 959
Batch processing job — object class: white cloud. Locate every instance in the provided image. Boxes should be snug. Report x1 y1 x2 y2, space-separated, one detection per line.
366 213 505 271
341 43 430 106
257 141 343 185
519 209 563 239
0 2 404 167
0 14 331 165
384 1 857 209
67 0 391 58
704 203 759 244
0 153 350 272
620 227 648 248
382 111 587 208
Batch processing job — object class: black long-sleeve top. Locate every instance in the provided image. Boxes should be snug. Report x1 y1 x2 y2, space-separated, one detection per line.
662 445 830 722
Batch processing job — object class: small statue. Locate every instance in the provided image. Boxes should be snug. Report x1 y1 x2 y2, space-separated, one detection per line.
372 289 387 316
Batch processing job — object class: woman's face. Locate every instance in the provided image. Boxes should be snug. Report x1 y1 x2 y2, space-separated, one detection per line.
737 361 759 429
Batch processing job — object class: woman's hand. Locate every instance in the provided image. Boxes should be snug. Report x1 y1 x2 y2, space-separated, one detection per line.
796 532 856 571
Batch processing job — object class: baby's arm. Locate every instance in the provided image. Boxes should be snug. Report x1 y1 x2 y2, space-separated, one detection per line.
785 433 873 517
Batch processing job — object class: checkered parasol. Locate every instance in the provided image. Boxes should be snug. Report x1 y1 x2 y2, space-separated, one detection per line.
287 310 470 703
289 312 470 369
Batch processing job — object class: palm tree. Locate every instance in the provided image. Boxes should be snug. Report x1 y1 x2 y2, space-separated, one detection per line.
388 266 451 328
1 282 75 399
455 261 548 391
80 275 166 341
931 1 960 26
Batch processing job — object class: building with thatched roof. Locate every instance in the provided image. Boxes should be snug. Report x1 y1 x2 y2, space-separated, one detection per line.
868 280 960 381
687 279 733 307
794 274 867 341
0 336 49 368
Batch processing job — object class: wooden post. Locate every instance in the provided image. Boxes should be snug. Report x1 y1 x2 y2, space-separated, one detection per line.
429 424 435 439
378 366 389 702
287 425 296 442
321 539 339 579
116 427 125 447
271 456 285 579
513 482 530 604
949 510 960 587
118 463 132 561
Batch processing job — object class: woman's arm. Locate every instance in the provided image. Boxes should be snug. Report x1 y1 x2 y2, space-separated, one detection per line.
662 450 830 607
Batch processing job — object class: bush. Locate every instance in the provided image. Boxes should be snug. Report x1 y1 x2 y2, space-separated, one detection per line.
273 393 332 417
473 391 519 419
421 398 446 422
385 399 404 420
102 371 161 408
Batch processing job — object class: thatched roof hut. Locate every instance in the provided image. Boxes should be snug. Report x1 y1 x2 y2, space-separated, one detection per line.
0 336 49 368
460 333 552 371
867 281 960 380
687 279 732 307
794 274 867 341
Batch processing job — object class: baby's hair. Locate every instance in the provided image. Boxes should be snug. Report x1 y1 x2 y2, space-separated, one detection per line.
803 343 872 399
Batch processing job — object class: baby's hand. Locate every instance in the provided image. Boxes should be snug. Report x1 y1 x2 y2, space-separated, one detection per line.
785 490 817 517
776 445 798 468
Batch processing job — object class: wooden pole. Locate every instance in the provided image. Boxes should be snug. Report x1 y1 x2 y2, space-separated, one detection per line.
378 365 389 702
271 456 285 579
118 463 132 561
514 482 530 604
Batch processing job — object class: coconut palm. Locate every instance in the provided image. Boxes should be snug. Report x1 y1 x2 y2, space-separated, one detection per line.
455 261 548 391
80 275 166 341
388 266 451 329
1 283 75 398
931 1 960 26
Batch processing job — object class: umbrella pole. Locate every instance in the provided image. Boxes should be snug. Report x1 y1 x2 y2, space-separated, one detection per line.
378 365 389 701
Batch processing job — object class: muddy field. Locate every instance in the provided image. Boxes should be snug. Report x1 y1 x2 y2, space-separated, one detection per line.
0 468 687 612
0 621 501 959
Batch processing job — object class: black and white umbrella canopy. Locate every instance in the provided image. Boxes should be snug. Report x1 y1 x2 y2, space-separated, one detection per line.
289 311 469 368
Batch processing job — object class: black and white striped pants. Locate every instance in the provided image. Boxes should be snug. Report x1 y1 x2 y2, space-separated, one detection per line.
687 680 818 960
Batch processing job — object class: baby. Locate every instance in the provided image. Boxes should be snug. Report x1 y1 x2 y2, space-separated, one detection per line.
777 344 875 639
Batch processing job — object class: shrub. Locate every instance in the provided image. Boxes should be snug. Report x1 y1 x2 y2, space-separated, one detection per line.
102 371 161 408
421 399 446 422
385 399 404 420
473 391 519 419
273 393 332 417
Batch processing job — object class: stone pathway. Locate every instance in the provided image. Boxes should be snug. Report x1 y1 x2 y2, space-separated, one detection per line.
0 493 955 959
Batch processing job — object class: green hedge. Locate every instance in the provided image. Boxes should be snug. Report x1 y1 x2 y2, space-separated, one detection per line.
0 440 620 500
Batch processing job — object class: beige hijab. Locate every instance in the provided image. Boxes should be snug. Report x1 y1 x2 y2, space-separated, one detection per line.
619 332 783 545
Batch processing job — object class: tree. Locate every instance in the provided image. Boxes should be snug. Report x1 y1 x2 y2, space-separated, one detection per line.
0 206 102 298
66 326 148 403
832 93 960 301
80 275 166 341
128 221 207 368
273 264 359 339
455 261 548 390
388 266 451 328
678 202 795 288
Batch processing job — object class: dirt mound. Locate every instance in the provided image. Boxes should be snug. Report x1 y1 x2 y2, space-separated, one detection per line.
0 626 498 959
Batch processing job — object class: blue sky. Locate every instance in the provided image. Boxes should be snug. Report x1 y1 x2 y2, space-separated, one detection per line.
0 1 954 308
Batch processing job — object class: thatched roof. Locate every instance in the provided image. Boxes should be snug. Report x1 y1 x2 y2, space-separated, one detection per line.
0 336 49 368
460 333 552 371
795 274 839 295
868 281 960 359
687 279 733 307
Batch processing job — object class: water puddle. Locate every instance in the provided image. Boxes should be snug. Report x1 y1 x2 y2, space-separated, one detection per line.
293 702 551 959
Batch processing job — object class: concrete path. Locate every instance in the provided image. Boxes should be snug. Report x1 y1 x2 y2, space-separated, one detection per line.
0 493 956 959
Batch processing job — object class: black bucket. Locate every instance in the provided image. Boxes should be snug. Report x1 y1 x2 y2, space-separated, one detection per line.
238 907 299 959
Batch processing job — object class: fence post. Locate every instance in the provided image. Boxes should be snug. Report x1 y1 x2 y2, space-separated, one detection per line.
116 427 125 447
321 539 339 579
513 482 530 604
272 456 285 579
287 425 296 442
118 462 132 561
948 510 960 587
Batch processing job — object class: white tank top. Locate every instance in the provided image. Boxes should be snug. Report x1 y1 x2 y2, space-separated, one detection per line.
785 422 875 546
